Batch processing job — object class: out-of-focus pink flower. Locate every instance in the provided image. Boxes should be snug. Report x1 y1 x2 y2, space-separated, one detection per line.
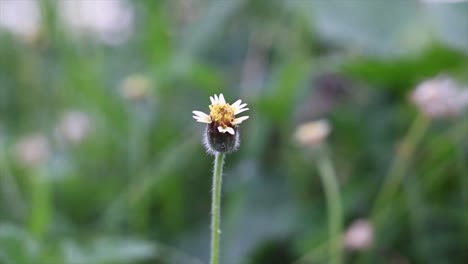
410 76 468 119
59 0 134 45
57 111 91 144
15 134 50 167
343 219 374 251
0 0 41 42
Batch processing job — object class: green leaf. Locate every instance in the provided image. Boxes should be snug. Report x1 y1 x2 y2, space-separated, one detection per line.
0 224 40 264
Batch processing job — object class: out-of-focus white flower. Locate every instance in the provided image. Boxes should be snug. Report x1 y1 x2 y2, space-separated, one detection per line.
343 219 374 251
15 134 50 167
57 111 91 144
421 0 467 3
121 74 151 101
410 77 468 119
59 0 134 45
0 0 41 42
294 119 331 147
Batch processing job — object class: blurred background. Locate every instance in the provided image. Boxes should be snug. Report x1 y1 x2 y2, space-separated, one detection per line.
0 0 467 263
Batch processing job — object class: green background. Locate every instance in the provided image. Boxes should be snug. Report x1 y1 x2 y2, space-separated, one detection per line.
0 0 467 263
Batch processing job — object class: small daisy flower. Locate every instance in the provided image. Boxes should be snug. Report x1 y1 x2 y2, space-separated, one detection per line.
193 94 249 153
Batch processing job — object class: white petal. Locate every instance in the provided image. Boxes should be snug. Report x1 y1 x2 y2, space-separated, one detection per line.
226 127 235 135
192 111 211 123
232 116 249 125
217 126 235 135
219 94 226 104
231 99 242 108
192 110 208 117
238 103 247 109
210 96 215 104
234 103 248 114
235 107 249 115
214 94 219 103
193 115 211 123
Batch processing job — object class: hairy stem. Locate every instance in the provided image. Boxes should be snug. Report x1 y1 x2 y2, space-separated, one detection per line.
210 152 225 264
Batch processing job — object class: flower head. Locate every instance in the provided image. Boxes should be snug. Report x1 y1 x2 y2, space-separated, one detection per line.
59 0 134 45
0 0 41 43
410 76 468 119
193 94 249 153
343 219 374 251
57 110 91 144
121 74 150 101
294 119 331 147
193 94 249 135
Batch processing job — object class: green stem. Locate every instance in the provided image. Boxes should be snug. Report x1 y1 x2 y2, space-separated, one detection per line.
0 139 27 220
456 118 468 262
371 115 429 223
210 152 225 264
317 147 343 264
28 168 50 239
402 175 427 262
359 115 429 264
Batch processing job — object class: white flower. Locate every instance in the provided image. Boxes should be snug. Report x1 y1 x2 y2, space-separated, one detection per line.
0 0 41 42
121 74 150 101
410 76 468 119
58 0 134 45
57 111 91 144
192 94 249 135
294 119 331 147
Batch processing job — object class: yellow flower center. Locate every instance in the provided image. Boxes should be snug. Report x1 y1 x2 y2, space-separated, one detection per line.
209 103 235 127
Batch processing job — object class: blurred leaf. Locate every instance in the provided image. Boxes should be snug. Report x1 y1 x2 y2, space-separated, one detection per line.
293 0 431 57
0 224 40 264
62 237 204 264
259 59 312 121
221 173 299 264
0 137 27 220
170 0 245 74
62 237 155 264
424 2 468 54
342 45 467 94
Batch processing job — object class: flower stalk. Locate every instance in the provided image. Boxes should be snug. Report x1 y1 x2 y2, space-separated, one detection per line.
14 134 51 239
316 146 343 264
28 167 50 239
210 152 225 264
371 114 430 222
192 93 249 264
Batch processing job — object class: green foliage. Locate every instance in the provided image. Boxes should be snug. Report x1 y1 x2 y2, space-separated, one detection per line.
0 0 467 263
